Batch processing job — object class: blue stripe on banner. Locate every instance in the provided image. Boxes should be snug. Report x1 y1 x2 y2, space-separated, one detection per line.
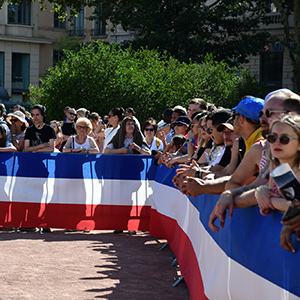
154 164 177 187
0 152 157 180
186 187 300 297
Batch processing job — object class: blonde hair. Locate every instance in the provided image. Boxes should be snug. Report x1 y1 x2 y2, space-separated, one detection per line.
75 117 93 134
270 114 300 167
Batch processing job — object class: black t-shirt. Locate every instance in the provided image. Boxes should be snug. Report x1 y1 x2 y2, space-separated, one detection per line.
24 124 56 147
218 146 232 168
62 122 76 136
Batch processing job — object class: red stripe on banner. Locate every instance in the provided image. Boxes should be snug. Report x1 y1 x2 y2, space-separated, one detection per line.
0 202 152 231
150 209 208 300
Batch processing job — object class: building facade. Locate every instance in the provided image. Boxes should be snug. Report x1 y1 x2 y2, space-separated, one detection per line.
0 1 296 108
0 0 134 107
243 10 295 92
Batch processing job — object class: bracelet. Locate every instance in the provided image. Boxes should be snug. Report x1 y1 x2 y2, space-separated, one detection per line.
11 134 16 137
195 170 203 179
186 139 193 143
70 149 73 153
254 185 269 200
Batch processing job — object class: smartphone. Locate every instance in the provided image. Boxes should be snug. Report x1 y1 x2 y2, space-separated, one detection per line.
151 150 158 156
282 206 300 222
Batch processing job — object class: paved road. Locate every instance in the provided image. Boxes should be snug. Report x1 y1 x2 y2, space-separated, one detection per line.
0 230 189 300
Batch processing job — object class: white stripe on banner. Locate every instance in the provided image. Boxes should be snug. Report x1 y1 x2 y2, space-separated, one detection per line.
152 182 299 300
1 176 155 206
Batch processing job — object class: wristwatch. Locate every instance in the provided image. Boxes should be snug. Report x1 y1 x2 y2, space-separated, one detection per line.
186 139 193 143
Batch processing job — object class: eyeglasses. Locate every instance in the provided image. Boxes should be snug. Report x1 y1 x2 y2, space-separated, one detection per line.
11 119 18 123
266 133 299 145
69 112 76 116
144 128 154 132
258 109 286 118
77 125 88 130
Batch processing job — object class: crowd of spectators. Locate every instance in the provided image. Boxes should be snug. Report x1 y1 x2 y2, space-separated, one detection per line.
1 90 300 251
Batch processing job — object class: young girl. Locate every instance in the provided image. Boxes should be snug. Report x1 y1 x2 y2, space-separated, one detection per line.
255 114 300 215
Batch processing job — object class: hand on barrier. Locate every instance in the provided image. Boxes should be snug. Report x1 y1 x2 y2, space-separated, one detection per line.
176 160 200 178
280 225 297 253
255 185 276 216
180 176 204 197
208 190 234 232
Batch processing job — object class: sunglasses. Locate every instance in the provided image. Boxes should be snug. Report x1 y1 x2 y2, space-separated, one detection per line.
108 114 114 118
266 133 299 145
258 109 286 118
174 123 185 127
11 119 18 123
69 112 76 116
206 127 213 134
144 128 154 132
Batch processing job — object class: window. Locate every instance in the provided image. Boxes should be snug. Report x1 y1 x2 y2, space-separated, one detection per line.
93 5 106 36
12 53 30 92
0 52 4 87
72 7 85 36
54 12 66 29
8 1 31 25
260 51 283 89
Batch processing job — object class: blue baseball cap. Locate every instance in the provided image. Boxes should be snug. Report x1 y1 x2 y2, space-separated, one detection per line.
232 97 264 121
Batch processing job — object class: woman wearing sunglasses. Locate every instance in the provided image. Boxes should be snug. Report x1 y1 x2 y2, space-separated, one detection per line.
63 117 99 154
6 111 28 151
142 119 164 153
255 114 300 215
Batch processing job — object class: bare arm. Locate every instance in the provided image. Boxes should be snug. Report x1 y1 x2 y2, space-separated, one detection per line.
103 146 129 154
87 137 100 154
24 139 54 153
0 145 17 152
225 143 262 190
34 139 55 153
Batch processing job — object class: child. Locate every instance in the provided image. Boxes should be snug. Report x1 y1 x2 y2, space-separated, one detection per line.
255 114 300 215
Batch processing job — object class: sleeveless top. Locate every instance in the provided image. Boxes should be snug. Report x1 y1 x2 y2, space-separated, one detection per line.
73 136 93 150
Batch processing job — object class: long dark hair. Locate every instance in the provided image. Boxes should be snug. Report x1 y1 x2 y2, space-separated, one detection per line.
109 116 147 154
0 125 7 147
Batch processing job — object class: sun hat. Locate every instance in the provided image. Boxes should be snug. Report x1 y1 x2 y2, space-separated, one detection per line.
6 111 29 127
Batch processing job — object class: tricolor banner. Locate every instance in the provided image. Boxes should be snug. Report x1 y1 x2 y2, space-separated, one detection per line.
0 152 156 231
153 165 300 300
0 153 299 299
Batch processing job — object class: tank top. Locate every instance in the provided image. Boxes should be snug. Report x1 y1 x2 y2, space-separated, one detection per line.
73 136 92 150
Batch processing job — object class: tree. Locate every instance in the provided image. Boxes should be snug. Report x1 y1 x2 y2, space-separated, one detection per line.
100 0 270 66
29 42 263 121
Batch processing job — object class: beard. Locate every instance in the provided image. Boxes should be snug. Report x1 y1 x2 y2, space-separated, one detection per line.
261 121 270 138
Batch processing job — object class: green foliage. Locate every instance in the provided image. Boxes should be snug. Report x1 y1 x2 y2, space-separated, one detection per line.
29 41 263 122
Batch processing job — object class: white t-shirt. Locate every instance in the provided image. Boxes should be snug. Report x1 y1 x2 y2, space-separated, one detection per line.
102 126 120 152
147 137 164 152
